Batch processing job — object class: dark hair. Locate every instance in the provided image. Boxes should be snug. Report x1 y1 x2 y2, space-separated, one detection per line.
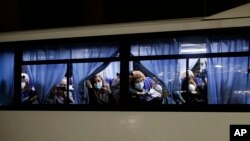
90 74 105 85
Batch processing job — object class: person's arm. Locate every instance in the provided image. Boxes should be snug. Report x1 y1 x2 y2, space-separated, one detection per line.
29 95 38 101
103 84 111 94
86 80 93 89
68 91 75 104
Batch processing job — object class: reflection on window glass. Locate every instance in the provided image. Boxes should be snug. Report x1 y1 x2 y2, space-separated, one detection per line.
73 61 120 105
0 51 14 105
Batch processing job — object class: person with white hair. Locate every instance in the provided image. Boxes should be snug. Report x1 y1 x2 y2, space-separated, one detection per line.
21 73 29 90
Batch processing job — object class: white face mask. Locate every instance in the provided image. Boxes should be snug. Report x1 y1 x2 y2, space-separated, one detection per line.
94 82 103 90
21 82 26 90
135 82 144 90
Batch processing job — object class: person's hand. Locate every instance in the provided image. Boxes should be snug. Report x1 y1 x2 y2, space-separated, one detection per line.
86 80 93 88
103 85 111 93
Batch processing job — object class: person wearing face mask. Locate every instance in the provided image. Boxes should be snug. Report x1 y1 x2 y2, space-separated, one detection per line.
87 74 111 104
129 70 150 105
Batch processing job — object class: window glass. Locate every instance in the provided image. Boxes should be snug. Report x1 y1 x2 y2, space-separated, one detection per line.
129 59 185 105
180 43 206 54
0 51 14 105
72 61 120 104
207 38 249 53
23 43 119 61
71 44 119 59
207 57 250 104
23 48 70 61
181 58 208 104
22 64 67 104
131 39 180 56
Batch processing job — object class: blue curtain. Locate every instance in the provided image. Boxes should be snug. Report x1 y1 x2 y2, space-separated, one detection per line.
23 47 70 61
131 39 181 104
71 44 118 59
24 64 67 103
206 38 250 104
100 61 120 79
73 62 103 104
0 51 14 105
23 44 118 104
72 46 119 104
23 49 69 103
131 39 179 56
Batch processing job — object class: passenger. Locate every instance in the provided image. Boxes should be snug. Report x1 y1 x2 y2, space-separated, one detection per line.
55 86 67 104
21 73 29 90
111 73 120 104
181 71 198 94
194 70 207 104
21 72 36 92
21 82 38 104
87 74 112 104
148 77 164 104
129 70 157 104
181 71 204 104
46 86 57 104
59 77 75 104
194 71 205 91
47 86 67 104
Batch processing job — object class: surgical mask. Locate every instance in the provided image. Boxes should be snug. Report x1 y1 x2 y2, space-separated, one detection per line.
135 82 144 90
154 84 163 92
94 82 103 90
21 82 26 90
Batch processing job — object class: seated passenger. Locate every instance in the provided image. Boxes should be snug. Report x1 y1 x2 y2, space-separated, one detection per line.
129 71 162 105
59 77 75 104
21 73 29 90
87 74 112 104
181 72 198 94
111 73 120 104
55 86 67 104
46 86 67 104
181 72 205 104
21 83 38 104
46 86 57 104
